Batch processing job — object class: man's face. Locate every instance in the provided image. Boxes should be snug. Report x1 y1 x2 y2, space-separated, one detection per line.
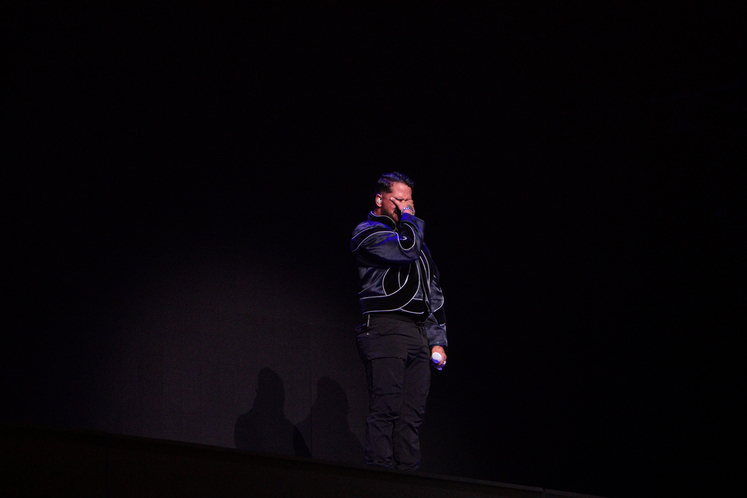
375 182 413 223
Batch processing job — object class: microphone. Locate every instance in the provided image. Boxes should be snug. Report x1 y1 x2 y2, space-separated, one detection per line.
431 352 444 370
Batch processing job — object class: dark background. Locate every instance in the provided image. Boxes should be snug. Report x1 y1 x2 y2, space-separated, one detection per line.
4 2 745 497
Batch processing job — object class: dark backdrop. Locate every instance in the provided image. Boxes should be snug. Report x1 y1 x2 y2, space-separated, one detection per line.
4 3 745 497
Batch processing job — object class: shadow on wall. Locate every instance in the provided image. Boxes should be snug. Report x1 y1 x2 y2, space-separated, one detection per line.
234 368 310 457
297 376 364 466
234 369 363 465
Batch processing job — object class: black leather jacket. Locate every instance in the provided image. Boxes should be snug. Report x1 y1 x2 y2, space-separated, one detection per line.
351 211 447 347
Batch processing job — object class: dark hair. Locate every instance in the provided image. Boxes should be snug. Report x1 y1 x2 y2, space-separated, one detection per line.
375 171 414 195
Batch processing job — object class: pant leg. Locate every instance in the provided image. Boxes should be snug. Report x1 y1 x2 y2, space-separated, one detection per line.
392 327 431 470
364 357 406 468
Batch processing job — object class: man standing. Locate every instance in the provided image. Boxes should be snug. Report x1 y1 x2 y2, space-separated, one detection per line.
351 171 448 470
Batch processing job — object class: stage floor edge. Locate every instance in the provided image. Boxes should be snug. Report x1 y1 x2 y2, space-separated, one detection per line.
1 423 608 498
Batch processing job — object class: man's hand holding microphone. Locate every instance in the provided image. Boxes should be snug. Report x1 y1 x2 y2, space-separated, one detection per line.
431 346 447 370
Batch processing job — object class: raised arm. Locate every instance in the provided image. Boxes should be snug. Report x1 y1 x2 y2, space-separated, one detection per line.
351 213 425 266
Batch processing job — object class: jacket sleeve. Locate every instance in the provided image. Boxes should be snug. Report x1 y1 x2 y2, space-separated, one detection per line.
425 314 448 348
425 256 448 347
351 213 425 266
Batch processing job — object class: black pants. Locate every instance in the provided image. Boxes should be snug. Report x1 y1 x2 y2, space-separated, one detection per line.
357 313 431 470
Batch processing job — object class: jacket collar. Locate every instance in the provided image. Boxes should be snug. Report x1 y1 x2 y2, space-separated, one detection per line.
368 211 397 230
